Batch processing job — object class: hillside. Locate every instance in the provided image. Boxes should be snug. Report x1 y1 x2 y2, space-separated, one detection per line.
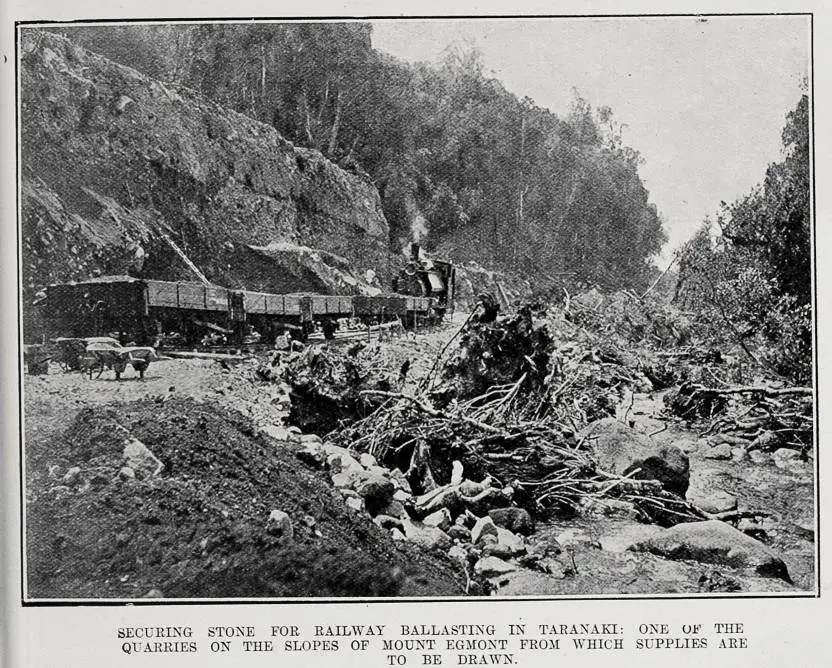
20 30 391 331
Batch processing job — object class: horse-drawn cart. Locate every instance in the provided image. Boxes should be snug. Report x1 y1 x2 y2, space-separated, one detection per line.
83 339 158 380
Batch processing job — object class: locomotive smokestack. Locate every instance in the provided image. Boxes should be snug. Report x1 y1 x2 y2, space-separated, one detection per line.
410 243 421 263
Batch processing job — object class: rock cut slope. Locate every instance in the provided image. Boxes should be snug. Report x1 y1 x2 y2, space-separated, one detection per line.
20 30 390 331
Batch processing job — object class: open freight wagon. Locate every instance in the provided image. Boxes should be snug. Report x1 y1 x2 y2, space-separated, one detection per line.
41 275 441 346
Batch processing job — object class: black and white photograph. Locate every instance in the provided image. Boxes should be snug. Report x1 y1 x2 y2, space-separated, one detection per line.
15 14 815 602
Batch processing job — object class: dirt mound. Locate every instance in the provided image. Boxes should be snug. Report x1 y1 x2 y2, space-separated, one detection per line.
26 397 464 598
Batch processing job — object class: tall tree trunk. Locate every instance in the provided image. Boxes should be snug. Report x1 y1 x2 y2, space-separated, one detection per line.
513 185 529 271
260 44 266 110
327 90 343 157
300 91 316 148
318 79 330 125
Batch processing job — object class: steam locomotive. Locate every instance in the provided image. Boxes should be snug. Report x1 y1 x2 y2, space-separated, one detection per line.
392 243 456 318
39 244 455 346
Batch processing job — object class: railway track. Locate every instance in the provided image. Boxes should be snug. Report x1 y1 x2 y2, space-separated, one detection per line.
161 324 428 359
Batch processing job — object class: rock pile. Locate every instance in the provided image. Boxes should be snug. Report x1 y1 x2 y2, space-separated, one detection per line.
296 435 536 588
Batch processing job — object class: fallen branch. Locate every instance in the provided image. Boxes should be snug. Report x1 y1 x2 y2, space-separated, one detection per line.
691 384 812 398
359 389 508 436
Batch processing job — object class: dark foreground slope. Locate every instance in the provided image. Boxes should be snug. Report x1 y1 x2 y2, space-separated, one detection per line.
26 397 464 598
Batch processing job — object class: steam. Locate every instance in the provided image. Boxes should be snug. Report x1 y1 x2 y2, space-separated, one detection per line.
411 212 428 243
399 196 430 256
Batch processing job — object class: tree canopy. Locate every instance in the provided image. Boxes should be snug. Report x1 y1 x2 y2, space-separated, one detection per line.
51 22 668 291
675 94 811 382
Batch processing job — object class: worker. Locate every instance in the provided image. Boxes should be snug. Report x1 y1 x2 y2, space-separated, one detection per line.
274 328 291 351
322 318 337 341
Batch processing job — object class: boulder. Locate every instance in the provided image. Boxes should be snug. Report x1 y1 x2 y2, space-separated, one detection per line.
118 466 136 481
488 508 535 536
474 556 517 578
393 489 412 504
122 437 163 478
471 516 499 545
356 475 395 515
374 515 404 531
62 466 81 485
359 453 378 468
749 450 771 465
402 521 452 552
423 508 452 532
388 468 413 494
773 448 803 470
704 443 732 460
451 461 464 485
379 499 408 520
448 545 468 564
495 527 526 556
391 528 406 541
331 468 370 490
345 496 365 512
580 418 689 496
267 510 294 540
629 520 790 581
686 490 737 515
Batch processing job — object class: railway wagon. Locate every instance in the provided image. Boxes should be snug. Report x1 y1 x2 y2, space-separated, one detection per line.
42 275 437 345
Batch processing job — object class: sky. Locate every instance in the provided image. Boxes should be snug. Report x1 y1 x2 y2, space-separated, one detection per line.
371 16 809 264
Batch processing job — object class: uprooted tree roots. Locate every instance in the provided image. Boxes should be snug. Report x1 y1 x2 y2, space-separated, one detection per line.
668 383 813 453
257 298 813 528
326 307 705 524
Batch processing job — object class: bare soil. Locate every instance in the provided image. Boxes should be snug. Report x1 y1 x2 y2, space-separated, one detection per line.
24 352 466 599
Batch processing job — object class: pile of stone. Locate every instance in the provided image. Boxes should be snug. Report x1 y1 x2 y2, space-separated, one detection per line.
295 434 538 583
